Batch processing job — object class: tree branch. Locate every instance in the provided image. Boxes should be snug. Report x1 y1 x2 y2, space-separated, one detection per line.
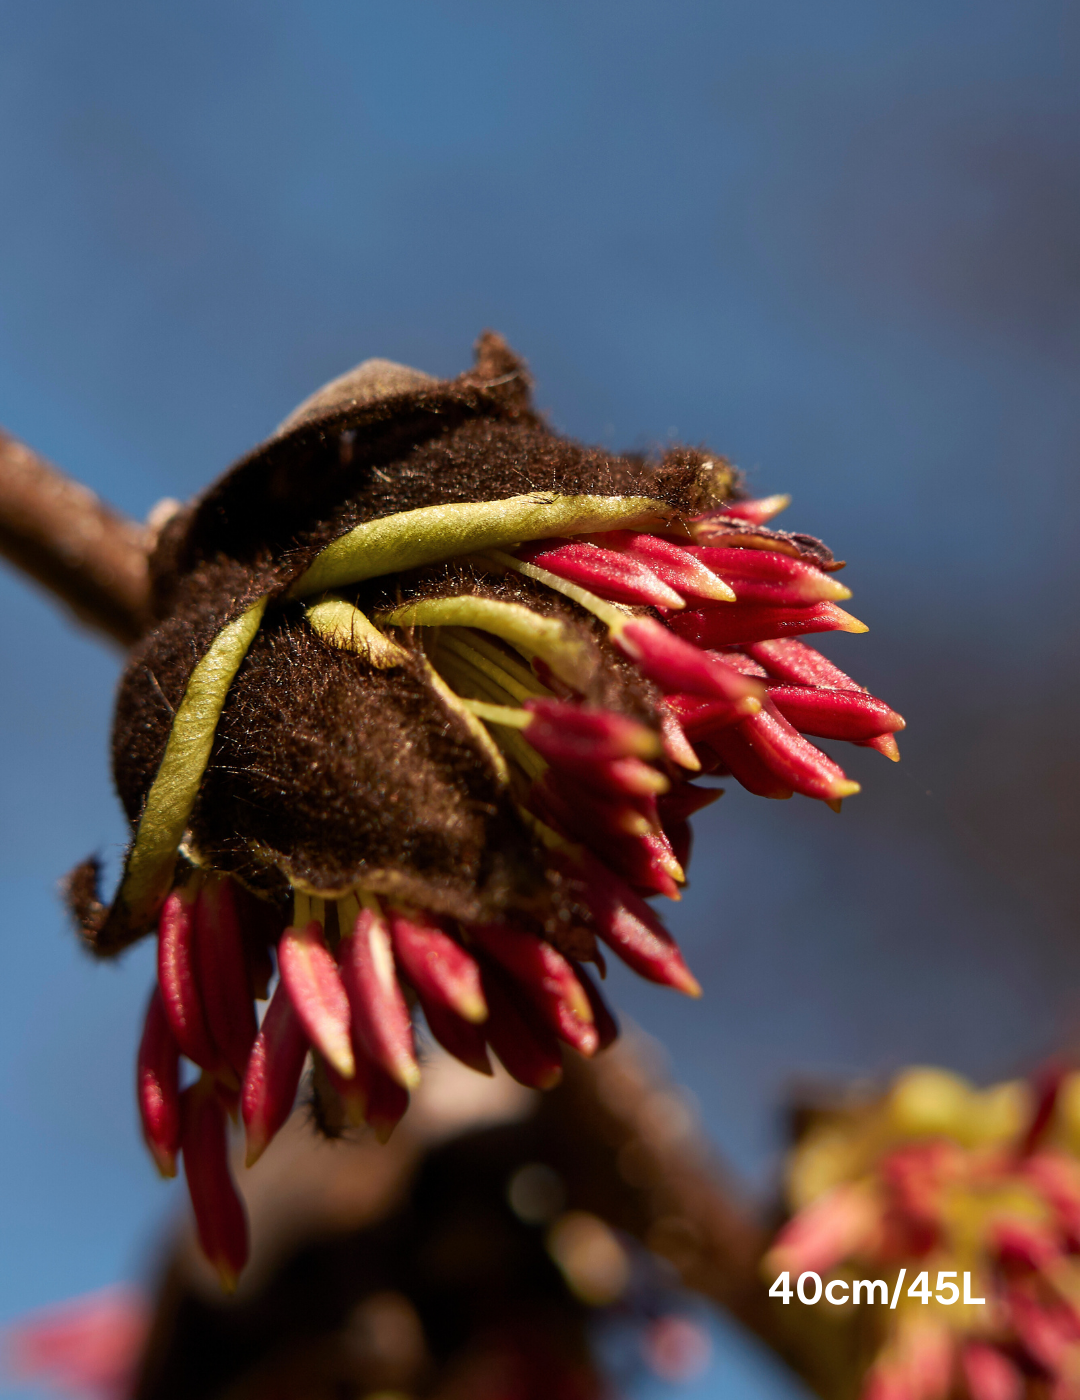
550 1042 860 1399
0 426 152 645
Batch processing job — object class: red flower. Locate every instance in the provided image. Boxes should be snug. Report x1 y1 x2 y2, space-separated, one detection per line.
68 335 900 1286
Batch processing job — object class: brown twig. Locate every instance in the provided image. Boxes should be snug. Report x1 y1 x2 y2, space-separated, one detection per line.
0 426 152 645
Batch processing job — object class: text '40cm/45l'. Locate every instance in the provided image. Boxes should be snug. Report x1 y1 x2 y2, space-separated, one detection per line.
769 1270 986 1308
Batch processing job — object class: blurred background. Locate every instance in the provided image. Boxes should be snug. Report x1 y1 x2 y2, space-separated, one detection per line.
0 2 1077 1395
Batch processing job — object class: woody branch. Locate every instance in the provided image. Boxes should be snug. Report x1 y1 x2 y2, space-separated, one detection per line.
0 426 152 645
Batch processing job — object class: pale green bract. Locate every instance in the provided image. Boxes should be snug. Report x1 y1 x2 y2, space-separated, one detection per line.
305 594 409 668
453 699 532 729
375 595 596 691
110 597 269 930
288 492 679 598
415 657 512 786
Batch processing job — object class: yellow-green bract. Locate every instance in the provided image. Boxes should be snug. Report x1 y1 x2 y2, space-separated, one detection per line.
109 597 269 931
376 594 596 692
305 595 408 668
288 492 679 598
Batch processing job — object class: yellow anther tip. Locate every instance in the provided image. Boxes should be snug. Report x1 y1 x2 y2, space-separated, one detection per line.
457 993 489 1025
327 1046 356 1081
399 1063 423 1091
834 609 869 633
244 1142 267 1170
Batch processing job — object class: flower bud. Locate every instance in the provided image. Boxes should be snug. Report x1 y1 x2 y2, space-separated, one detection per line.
73 334 899 1288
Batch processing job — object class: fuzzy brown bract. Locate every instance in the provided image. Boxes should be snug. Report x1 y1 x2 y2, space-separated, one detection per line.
189 615 544 921
91 332 733 951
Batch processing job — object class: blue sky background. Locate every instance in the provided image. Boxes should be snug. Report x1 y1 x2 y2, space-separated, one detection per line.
1 3 1078 1395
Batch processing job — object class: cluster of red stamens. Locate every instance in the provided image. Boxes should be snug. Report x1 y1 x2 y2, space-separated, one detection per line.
515 497 903 810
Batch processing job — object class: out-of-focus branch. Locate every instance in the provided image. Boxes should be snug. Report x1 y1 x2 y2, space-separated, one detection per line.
549 1041 861 1399
0 426 152 645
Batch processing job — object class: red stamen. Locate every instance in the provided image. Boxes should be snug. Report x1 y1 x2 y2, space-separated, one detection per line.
669 602 866 650
716 576 850 607
241 983 310 1166
339 906 420 1090
586 531 735 602
556 851 701 996
711 704 860 802
522 698 660 763
765 684 905 742
137 987 181 1178
157 885 220 1073
703 494 790 525
616 617 763 705
636 829 685 891
388 911 487 1023
658 705 700 770
685 545 816 581
469 924 598 1057
746 637 862 690
180 1076 249 1292
520 539 686 609
685 545 850 603
701 724 793 798
531 781 681 897
570 755 670 798
193 877 257 1081
278 920 355 1080
480 967 564 1089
